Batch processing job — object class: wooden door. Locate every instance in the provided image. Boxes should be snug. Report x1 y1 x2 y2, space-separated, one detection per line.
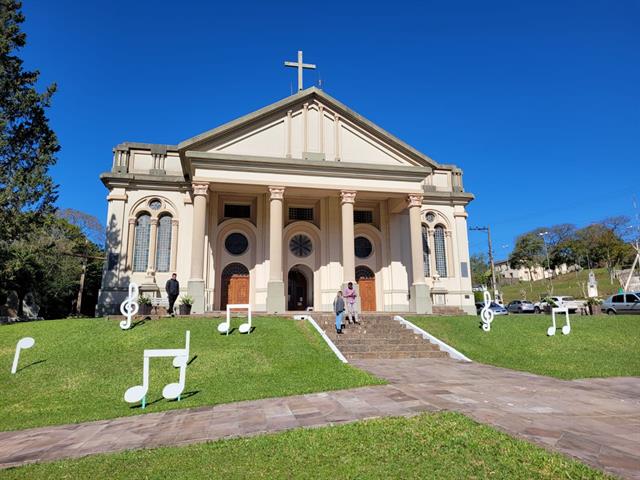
359 278 376 311
229 276 249 304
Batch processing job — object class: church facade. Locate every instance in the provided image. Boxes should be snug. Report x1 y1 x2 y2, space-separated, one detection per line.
97 87 475 315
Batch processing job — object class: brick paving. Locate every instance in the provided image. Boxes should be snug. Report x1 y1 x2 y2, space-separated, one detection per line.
0 358 638 479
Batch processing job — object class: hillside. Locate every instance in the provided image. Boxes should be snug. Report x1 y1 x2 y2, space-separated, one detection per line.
498 267 620 303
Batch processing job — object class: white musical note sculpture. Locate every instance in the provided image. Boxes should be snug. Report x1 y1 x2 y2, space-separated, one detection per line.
120 282 139 330
480 290 495 332
11 337 35 374
217 304 252 335
124 330 190 408
547 307 571 336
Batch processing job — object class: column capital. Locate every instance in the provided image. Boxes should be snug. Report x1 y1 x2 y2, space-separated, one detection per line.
171 219 180 227
340 190 357 204
149 218 159 226
128 217 136 225
268 186 285 200
407 193 424 208
192 182 209 197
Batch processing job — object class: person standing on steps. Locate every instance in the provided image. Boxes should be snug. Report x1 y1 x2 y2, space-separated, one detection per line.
333 290 345 334
165 273 180 316
343 281 360 324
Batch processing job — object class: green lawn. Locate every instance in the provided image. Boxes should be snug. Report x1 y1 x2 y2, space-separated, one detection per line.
0 412 609 480
499 267 618 303
0 317 382 432
409 314 640 379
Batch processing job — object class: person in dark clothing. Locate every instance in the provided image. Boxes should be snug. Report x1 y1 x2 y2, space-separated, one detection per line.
165 273 180 316
333 290 345 334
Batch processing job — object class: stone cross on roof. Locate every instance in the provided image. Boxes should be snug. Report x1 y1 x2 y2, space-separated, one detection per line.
284 50 316 91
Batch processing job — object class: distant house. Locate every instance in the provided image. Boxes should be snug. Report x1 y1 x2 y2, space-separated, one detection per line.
495 261 580 283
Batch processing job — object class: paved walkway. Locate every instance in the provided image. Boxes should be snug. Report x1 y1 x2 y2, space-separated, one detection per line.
0 359 638 479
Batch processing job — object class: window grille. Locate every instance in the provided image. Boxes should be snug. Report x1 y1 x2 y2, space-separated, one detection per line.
289 234 313 257
133 214 151 272
354 236 373 259
355 266 375 280
225 232 249 255
422 224 430 277
434 225 448 277
155 215 172 272
224 204 251 218
354 210 373 224
289 207 314 221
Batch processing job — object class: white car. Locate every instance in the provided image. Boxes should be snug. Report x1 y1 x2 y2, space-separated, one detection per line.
534 296 581 314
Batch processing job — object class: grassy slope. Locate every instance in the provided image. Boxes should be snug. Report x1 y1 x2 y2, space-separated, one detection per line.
0 413 610 480
499 267 618 303
409 314 640 379
0 317 383 432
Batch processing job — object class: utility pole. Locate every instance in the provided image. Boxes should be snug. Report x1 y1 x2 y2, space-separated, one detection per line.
470 226 498 301
539 231 553 293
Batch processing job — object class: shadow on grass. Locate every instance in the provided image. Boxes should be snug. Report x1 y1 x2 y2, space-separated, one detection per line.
129 320 146 330
16 359 47 372
129 390 201 409
187 355 198 366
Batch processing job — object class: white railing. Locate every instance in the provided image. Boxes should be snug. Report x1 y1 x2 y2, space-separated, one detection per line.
394 315 472 362
293 314 347 364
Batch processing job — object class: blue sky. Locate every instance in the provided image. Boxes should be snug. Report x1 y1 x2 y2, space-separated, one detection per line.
20 0 639 259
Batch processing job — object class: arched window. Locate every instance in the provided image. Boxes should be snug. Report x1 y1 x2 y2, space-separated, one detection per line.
421 224 430 277
133 214 151 272
155 215 172 272
434 225 447 277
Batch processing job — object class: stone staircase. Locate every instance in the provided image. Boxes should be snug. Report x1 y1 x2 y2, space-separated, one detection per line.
316 313 448 360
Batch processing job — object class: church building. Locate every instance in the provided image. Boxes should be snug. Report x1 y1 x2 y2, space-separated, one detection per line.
97 87 475 315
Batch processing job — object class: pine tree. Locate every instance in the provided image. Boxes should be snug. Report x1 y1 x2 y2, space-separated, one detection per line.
0 0 59 242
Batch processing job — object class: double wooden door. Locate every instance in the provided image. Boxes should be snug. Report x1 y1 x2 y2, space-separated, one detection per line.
221 274 249 309
358 277 376 311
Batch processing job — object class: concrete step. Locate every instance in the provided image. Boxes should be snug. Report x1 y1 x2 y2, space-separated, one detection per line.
344 350 449 359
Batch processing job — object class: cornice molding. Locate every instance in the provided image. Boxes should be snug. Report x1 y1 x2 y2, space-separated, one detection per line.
186 151 430 183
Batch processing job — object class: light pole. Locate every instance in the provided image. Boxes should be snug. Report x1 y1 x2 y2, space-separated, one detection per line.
539 231 553 293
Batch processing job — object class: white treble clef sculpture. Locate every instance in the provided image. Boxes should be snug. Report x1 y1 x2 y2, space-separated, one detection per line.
480 290 495 332
120 282 139 330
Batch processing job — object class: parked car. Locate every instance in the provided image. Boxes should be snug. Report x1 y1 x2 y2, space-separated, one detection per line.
534 296 581 314
506 300 535 313
601 292 640 315
475 302 509 316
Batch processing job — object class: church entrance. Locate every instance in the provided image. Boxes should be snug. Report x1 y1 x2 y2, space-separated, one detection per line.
287 265 313 311
356 266 376 311
221 263 249 309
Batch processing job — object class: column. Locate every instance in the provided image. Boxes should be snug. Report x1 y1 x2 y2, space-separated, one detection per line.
340 190 356 283
454 207 476 315
408 194 432 314
266 186 286 313
170 219 179 272
125 218 135 271
187 182 209 313
147 218 158 272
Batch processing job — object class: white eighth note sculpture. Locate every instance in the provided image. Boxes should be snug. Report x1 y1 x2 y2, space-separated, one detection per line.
124 330 190 409
120 282 139 330
548 307 571 336
11 337 35 374
218 304 252 335
480 290 495 332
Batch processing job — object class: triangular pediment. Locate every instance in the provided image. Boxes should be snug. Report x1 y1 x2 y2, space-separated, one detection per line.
178 88 439 169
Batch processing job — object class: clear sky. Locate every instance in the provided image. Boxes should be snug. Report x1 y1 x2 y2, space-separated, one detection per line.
20 0 639 259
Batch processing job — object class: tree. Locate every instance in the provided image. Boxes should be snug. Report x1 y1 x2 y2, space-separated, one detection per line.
0 0 59 243
3 215 104 318
470 253 491 288
58 208 106 247
509 233 544 288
